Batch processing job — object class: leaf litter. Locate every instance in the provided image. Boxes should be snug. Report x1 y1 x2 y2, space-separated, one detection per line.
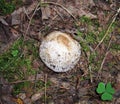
0 0 120 104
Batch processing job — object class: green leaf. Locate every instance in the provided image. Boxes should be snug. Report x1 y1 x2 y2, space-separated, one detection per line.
101 92 113 101
106 82 115 94
96 82 105 94
11 50 19 57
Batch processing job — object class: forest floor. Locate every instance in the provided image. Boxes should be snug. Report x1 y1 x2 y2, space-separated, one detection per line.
0 0 120 104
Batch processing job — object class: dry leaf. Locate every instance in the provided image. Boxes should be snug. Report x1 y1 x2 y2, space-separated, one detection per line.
41 6 51 20
31 92 44 102
11 7 24 25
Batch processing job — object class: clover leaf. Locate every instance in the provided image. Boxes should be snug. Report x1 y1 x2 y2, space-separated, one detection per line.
96 82 115 101
106 82 115 94
101 92 113 101
96 82 105 94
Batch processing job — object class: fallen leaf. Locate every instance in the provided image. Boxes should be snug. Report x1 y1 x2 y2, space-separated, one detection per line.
0 17 9 25
77 8 97 19
41 6 51 20
31 92 44 102
11 7 24 25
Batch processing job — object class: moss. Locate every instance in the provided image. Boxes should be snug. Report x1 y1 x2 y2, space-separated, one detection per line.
0 37 38 81
0 0 15 15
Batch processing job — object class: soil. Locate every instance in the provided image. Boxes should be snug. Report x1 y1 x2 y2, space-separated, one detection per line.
0 0 120 104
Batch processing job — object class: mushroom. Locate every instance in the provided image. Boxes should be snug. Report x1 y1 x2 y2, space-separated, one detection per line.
39 31 81 72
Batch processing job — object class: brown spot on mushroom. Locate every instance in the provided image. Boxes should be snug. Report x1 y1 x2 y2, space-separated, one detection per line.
46 50 50 59
57 35 70 49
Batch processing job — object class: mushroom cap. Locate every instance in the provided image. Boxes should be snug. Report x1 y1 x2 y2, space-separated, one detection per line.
39 31 81 72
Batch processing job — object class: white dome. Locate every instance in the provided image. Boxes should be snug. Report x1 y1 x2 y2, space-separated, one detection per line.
39 31 81 72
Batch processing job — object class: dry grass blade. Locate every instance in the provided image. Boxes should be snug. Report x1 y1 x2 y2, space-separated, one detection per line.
44 74 47 104
24 2 40 39
97 37 112 80
89 65 93 83
98 37 112 73
94 8 120 51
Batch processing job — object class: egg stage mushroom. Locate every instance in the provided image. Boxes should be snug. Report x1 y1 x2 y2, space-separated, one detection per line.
39 31 81 72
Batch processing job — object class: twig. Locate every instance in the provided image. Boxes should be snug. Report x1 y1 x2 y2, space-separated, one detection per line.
89 65 93 83
32 71 38 93
24 2 40 39
44 74 47 104
23 7 30 20
9 26 41 42
3 78 44 85
99 51 109 72
53 8 64 21
94 7 120 51
4 79 33 84
98 37 112 73
18 2 40 54
40 1 78 22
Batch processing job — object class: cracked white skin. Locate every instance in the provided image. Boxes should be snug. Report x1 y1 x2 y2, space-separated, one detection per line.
39 31 81 72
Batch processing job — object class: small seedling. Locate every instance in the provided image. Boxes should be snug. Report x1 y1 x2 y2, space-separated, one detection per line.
11 50 19 57
96 82 115 101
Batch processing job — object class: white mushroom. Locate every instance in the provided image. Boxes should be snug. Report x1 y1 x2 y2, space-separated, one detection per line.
39 31 81 72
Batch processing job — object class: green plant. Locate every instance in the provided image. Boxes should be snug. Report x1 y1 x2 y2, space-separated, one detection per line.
96 82 115 101
11 49 19 57
13 81 31 95
0 0 15 15
0 37 38 81
79 16 92 24
0 37 41 95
